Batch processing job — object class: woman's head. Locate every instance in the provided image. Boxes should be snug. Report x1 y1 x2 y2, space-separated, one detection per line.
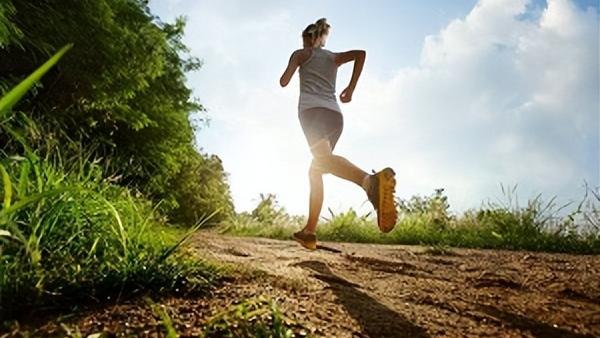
302 18 331 47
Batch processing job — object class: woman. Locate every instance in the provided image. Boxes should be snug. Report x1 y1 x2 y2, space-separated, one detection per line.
280 18 397 250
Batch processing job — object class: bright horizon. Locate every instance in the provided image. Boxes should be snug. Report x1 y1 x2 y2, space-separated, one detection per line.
149 0 599 217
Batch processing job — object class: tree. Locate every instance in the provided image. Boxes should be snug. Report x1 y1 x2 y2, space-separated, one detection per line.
0 0 233 224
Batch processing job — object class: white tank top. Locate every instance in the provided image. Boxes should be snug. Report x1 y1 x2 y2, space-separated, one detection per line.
298 47 341 114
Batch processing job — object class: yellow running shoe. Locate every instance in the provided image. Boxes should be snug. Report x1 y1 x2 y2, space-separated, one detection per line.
292 230 317 250
366 167 398 233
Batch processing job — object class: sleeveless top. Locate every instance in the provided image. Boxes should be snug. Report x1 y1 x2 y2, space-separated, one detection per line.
298 47 341 114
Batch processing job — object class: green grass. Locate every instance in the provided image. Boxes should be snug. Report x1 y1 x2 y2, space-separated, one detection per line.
0 48 223 321
145 296 179 338
200 296 308 338
128 295 310 338
0 151 223 319
0 43 72 117
220 187 600 255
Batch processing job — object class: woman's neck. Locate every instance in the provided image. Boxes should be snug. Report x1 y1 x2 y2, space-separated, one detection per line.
302 42 322 49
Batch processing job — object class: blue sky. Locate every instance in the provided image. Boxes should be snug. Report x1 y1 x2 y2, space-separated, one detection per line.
149 0 599 216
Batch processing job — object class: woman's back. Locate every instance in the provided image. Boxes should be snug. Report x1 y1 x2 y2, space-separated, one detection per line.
298 47 341 114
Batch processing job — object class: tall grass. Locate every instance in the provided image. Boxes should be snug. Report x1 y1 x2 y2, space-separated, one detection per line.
221 186 600 254
0 146 222 319
0 45 222 320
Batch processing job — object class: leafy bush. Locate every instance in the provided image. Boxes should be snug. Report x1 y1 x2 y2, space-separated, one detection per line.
0 0 234 225
219 193 304 238
250 193 291 225
169 150 235 226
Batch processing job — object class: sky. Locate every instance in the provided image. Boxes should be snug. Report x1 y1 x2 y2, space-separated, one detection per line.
148 0 599 217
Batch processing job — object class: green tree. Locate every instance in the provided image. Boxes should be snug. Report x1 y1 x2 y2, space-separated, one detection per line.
0 0 233 224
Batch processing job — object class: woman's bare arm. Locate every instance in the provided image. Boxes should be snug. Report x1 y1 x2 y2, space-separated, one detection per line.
280 49 310 87
334 50 366 103
280 51 299 87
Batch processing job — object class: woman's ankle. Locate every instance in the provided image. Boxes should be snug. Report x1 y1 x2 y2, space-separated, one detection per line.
301 226 316 235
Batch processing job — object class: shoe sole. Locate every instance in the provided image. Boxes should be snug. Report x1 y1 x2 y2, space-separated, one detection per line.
375 167 397 233
292 234 317 250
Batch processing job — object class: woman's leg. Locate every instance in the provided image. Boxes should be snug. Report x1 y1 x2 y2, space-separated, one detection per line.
310 136 369 188
303 157 324 234
303 137 370 234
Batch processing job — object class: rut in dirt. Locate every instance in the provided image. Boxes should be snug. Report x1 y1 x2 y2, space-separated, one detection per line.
191 231 600 338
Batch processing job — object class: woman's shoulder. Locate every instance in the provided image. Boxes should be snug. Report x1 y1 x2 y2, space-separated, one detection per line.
296 47 313 55
295 48 313 63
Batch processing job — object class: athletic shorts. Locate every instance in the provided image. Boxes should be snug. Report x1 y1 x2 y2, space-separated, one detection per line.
298 107 344 151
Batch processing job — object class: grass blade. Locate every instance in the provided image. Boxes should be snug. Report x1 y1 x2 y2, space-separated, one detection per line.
0 187 69 219
0 43 73 117
158 207 222 262
0 163 12 209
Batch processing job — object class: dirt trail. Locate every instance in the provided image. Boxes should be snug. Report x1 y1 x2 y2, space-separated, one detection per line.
13 231 600 337
190 231 600 337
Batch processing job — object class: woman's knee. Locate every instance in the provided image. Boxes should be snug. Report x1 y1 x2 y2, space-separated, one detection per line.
309 161 324 182
310 138 332 157
310 158 322 172
311 155 332 175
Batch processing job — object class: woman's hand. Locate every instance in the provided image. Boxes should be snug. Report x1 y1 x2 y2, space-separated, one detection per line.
334 50 365 103
340 86 354 103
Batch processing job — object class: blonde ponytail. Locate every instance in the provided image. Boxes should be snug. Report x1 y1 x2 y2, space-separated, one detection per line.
302 18 330 40
314 18 330 38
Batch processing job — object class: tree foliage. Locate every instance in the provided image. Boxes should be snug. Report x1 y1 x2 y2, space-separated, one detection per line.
0 0 234 224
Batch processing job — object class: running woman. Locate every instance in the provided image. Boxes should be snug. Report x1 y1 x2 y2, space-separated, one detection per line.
280 18 397 250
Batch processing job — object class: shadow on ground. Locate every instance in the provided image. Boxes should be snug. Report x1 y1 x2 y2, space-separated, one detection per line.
294 260 429 338
477 305 595 338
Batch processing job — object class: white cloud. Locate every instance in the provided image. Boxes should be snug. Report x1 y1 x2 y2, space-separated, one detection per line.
341 0 599 212
157 0 598 216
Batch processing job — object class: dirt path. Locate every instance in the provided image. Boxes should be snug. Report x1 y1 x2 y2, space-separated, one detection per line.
11 231 599 337
189 231 600 337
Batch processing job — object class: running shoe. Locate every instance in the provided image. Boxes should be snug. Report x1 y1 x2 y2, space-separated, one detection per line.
293 230 317 250
366 167 398 233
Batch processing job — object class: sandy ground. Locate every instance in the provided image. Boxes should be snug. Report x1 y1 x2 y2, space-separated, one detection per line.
6 231 600 337
187 232 600 338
